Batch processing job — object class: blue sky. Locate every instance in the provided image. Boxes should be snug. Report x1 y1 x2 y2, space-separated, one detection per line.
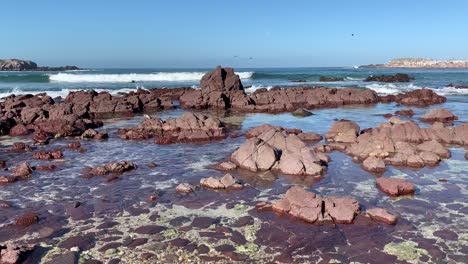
1 0 467 68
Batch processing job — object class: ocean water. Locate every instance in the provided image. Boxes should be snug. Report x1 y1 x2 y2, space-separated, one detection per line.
1 67 468 98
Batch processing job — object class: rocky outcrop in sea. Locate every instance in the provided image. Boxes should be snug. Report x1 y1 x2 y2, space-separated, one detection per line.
0 59 80 71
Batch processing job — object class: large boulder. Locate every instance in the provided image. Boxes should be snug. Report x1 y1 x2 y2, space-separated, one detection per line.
379 89 446 107
271 187 360 224
420 108 457 123
231 127 326 176
364 73 414 82
376 178 415 196
325 120 360 143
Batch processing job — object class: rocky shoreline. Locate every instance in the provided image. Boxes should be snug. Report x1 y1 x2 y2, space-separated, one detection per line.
0 66 467 263
361 58 468 69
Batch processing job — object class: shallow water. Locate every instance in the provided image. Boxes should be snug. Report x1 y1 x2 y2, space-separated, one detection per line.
0 98 467 263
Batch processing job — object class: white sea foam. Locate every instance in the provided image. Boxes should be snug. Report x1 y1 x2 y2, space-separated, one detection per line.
48 71 254 83
244 84 273 93
436 86 468 95
365 83 423 95
0 87 144 99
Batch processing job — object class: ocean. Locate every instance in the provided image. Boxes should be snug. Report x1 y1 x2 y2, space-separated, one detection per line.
1 67 468 99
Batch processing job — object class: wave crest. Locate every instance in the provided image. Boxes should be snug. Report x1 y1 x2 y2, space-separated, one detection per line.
49 71 254 83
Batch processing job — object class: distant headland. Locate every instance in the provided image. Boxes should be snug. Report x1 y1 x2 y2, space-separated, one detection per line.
360 58 468 69
0 59 81 71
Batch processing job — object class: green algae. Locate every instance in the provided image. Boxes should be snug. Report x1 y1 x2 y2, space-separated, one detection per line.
384 241 429 262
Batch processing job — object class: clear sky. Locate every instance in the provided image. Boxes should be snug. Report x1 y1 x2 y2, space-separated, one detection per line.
1 0 467 68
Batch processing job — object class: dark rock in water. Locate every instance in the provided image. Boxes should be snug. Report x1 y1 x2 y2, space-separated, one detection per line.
191 217 219 228
47 252 78 264
59 235 96 251
465 152 468 160
290 79 307 83
33 149 63 160
14 212 39 227
11 142 33 152
176 183 198 193
376 178 415 197
319 76 344 82
395 109 414 117
147 162 157 168
365 73 414 82
383 113 393 119
9 124 30 136
85 161 137 178
81 129 108 140
67 141 81 149
127 238 148 249
34 164 57 171
32 130 53 144
133 225 167 235
379 88 446 106
292 108 314 117
446 83 468 89
420 108 457 123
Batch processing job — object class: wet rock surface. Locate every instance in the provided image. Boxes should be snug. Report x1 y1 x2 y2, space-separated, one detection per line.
376 178 415 197
364 73 414 82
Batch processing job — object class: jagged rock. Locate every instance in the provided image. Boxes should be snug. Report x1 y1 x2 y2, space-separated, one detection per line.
81 129 108 140
362 157 386 172
376 178 415 197
271 187 360 224
292 108 314 117
33 149 63 160
0 244 35 264
14 212 39 227
231 127 326 176
420 108 457 123
176 183 197 194
380 89 446 107
13 162 33 178
68 141 81 149
366 208 397 225
200 173 244 190
325 120 360 143
87 161 137 177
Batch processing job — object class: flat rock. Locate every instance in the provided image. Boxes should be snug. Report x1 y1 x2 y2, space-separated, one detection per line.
366 208 397 224
376 178 415 196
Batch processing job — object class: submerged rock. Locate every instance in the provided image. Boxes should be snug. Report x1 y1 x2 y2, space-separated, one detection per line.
395 109 414 117
81 129 108 140
292 108 314 117
14 212 39 227
376 178 415 197
271 186 360 224
319 76 344 82
365 208 397 225
13 162 33 178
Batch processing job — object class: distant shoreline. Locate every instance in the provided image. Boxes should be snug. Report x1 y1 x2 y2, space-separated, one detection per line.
360 58 468 69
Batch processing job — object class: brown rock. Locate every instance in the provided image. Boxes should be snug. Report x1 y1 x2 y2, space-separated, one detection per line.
325 120 360 143
176 183 197 194
67 141 81 149
376 178 415 196
420 108 457 123
297 132 323 142
200 173 244 190
13 162 33 178
395 109 414 117
380 89 446 107
0 244 35 264
33 149 63 160
366 208 397 224
362 157 386 172
365 73 414 82
14 212 39 227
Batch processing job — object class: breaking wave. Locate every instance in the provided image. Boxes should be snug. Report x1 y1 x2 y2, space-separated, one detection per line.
365 83 468 96
48 71 254 83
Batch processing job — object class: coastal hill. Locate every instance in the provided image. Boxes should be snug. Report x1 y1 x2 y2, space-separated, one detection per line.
0 59 81 71
361 58 468 69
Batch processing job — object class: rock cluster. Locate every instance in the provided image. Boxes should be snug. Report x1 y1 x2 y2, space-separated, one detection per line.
319 76 344 82
324 118 467 171
0 59 80 71
118 112 227 144
245 124 322 142
364 73 414 82
1 163 34 185
271 187 360 224
230 127 327 176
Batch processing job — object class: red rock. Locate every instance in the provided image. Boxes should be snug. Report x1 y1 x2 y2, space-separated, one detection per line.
9 124 30 136
395 109 414 117
14 212 39 227
200 174 244 190
67 141 81 149
33 149 63 160
255 202 272 211
87 161 137 177
13 162 33 178
35 164 57 171
365 73 414 82
325 120 360 143
81 129 108 140
271 187 360 224
297 132 323 142
32 130 53 144
383 113 393 119
147 162 157 168
176 183 197 193
0 244 35 264
366 208 397 224
362 157 386 172
376 178 415 196
380 89 446 107
420 108 457 123
218 161 237 170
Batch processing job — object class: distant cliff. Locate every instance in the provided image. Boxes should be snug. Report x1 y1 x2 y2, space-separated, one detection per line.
361 58 468 69
0 59 81 71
